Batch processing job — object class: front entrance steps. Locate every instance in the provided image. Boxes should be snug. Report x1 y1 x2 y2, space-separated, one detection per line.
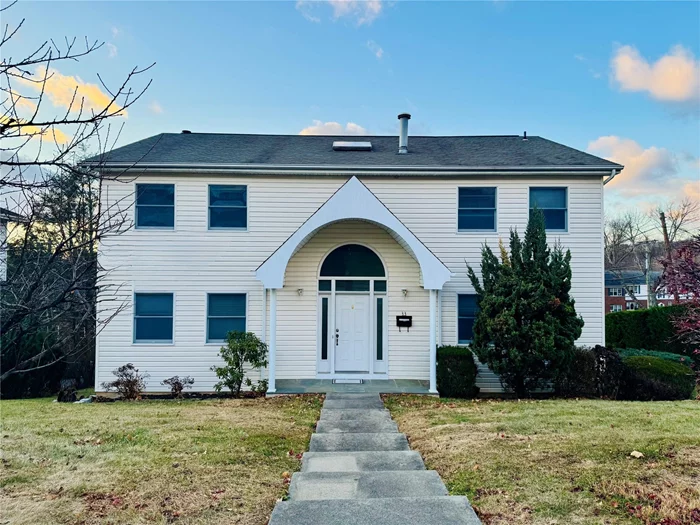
268 393 481 525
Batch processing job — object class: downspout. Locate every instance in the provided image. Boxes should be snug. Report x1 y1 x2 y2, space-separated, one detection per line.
603 169 619 185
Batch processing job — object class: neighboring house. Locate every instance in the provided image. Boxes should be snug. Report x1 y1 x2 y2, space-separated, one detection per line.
0 207 24 282
87 114 623 394
605 270 677 313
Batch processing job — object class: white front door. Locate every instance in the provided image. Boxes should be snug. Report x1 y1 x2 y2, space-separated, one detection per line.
335 294 370 372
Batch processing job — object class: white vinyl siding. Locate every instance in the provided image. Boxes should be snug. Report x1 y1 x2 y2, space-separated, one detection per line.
97 174 605 392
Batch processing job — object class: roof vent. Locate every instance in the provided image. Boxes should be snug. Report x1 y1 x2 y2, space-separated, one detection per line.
398 113 411 154
523 131 527 141
181 130 192 134
332 141 372 151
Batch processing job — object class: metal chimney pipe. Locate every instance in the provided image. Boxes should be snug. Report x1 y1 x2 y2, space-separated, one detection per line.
398 113 411 154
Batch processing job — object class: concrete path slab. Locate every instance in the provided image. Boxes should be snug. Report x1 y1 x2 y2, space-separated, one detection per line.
301 451 426 472
268 393 481 525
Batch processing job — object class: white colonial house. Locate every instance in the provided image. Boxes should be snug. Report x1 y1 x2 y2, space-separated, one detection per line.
89 114 622 394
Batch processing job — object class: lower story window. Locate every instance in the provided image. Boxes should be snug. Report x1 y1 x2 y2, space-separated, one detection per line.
610 304 622 313
376 297 383 361
134 293 173 343
321 297 329 360
458 294 478 344
626 301 639 311
207 293 246 342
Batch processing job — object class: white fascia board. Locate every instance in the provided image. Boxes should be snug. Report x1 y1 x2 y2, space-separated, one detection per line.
256 176 452 290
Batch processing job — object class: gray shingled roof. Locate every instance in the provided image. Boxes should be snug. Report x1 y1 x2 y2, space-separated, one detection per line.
86 133 622 171
605 270 662 287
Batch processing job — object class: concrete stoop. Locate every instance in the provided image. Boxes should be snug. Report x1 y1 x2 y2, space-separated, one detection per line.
268 394 481 525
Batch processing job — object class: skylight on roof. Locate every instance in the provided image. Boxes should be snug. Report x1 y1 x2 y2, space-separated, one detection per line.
332 141 372 151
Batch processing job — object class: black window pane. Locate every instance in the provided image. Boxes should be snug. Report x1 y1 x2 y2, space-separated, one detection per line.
459 188 496 209
321 298 329 360
530 188 566 209
376 298 383 361
210 185 247 207
135 293 173 316
320 244 385 277
374 280 387 292
208 294 245 317
458 209 495 231
457 317 475 344
530 209 567 230
137 206 174 228
458 294 478 316
136 184 174 205
208 318 245 341
319 280 331 292
135 317 173 341
210 207 247 228
335 280 370 292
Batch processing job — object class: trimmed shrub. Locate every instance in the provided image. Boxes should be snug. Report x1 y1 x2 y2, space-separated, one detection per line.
436 345 478 398
211 331 268 397
102 364 148 400
620 356 695 401
616 348 692 367
555 345 625 398
606 306 692 358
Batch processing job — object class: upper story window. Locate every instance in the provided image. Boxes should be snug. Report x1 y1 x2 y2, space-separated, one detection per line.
134 293 173 343
135 184 175 229
608 287 623 297
458 187 496 231
458 294 479 344
529 187 567 231
209 185 247 229
207 293 246 342
630 285 641 295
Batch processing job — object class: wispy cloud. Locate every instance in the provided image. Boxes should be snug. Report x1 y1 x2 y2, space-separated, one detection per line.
588 135 698 203
16 67 126 117
7 90 37 112
111 26 121 38
106 43 118 58
148 101 164 114
367 40 383 59
574 53 602 79
296 0 383 25
611 44 700 102
0 115 70 145
299 120 368 135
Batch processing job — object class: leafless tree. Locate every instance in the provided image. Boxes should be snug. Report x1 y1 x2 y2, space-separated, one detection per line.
0 2 154 393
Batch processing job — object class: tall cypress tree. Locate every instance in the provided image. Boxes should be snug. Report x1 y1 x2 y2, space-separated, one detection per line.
467 208 584 397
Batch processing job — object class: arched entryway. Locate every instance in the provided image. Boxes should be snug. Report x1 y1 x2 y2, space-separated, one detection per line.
317 244 388 377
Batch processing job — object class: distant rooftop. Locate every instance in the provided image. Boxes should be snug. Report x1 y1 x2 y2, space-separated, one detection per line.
605 270 662 287
85 133 623 172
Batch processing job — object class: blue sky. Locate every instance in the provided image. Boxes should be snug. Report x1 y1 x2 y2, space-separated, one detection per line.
5 1 700 212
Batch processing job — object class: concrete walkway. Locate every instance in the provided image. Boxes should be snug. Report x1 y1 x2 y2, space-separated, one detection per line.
269 393 481 525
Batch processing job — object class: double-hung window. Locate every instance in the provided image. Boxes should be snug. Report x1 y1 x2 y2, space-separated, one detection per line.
608 287 623 297
135 184 175 228
610 304 622 313
529 187 567 231
209 185 247 229
458 187 497 231
207 293 246 342
134 293 174 343
457 294 479 344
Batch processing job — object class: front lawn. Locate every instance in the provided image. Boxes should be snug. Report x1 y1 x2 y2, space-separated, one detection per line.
384 396 700 525
0 395 322 524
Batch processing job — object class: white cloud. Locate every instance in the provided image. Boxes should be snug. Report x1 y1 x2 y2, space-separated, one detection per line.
148 101 163 114
367 40 383 59
296 0 383 25
574 54 586 62
111 27 121 38
611 44 700 102
106 43 118 58
299 120 368 135
588 136 698 203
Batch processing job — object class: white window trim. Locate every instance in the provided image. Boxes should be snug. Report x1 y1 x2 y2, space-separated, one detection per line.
132 291 176 345
456 186 498 233
528 186 568 233
205 292 248 344
134 183 177 231
207 184 249 231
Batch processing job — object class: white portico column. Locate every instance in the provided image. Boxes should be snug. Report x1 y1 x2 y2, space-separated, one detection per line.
429 289 438 394
268 288 278 393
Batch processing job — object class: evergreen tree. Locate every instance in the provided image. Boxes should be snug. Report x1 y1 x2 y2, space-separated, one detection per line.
467 208 584 397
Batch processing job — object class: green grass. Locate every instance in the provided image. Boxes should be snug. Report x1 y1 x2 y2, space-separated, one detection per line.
0 395 322 524
384 395 700 525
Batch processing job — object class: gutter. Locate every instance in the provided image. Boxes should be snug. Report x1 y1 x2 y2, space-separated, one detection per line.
603 169 620 185
84 162 623 177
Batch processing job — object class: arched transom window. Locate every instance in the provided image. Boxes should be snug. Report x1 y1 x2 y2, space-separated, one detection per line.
320 244 385 277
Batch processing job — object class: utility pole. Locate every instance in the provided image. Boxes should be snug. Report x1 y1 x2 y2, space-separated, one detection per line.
645 244 655 307
659 211 680 303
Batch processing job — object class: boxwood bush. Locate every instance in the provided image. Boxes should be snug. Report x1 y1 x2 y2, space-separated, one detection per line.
606 306 690 356
555 345 625 398
620 356 695 401
436 345 478 398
